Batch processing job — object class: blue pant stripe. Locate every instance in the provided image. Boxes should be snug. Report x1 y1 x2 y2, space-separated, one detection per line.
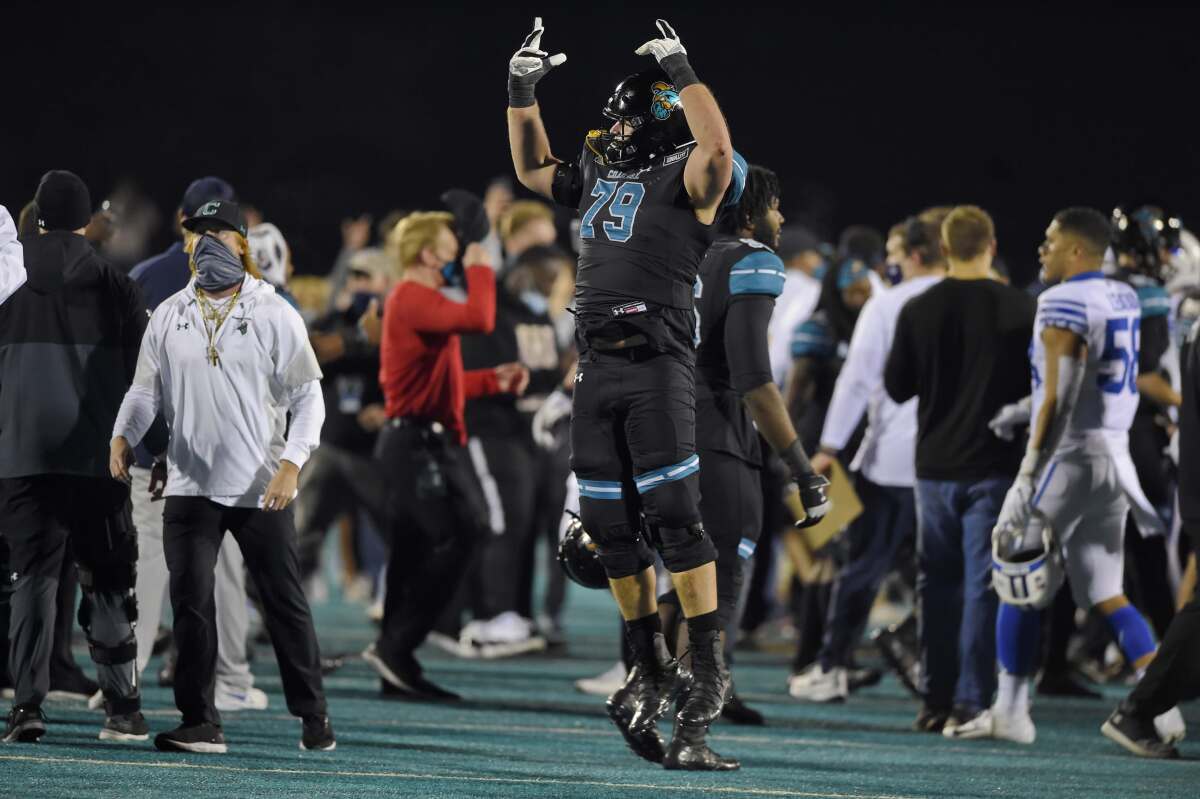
578 479 623 500
737 538 757 559
634 454 700 494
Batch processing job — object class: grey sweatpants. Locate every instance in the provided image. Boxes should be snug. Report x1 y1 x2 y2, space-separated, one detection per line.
131 467 253 692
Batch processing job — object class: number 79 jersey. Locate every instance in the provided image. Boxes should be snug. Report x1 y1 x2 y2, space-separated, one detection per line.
552 144 746 312
1030 272 1141 441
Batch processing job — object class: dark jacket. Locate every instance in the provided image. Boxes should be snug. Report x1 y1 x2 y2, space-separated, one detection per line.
1178 320 1200 526
0 232 154 478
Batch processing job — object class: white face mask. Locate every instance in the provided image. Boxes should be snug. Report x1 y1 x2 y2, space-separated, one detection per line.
193 235 245 291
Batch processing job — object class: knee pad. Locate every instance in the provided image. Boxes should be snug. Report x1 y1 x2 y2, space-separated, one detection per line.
586 522 655 580
637 470 702 532
656 523 717 574
77 589 138 666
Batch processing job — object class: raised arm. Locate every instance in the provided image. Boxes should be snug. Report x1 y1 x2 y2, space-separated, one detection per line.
507 17 568 199
634 20 732 217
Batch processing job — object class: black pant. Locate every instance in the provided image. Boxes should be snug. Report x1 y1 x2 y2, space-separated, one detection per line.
469 433 570 621
293 444 389 579
162 497 326 726
697 448 763 628
374 422 488 664
1 476 138 714
0 537 87 688
1125 593 1200 717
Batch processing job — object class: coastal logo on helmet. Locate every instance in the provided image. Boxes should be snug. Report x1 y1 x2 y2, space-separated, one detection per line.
197 201 221 217
650 80 680 121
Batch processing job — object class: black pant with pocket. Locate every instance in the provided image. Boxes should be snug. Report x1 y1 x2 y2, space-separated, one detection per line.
162 497 326 727
374 421 489 666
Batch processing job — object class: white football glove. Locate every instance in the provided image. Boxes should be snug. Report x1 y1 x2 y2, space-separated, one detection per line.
634 19 686 62
994 474 1035 537
988 396 1032 442
509 16 567 93
532 388 573 450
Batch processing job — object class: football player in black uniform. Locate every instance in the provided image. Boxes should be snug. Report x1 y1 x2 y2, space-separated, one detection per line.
658 164 830 727
507 17 805 770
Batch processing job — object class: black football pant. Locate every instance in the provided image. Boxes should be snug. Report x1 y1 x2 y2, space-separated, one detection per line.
374 422 488 665
163 497 326 727
469 433 570 621
1 476 139 715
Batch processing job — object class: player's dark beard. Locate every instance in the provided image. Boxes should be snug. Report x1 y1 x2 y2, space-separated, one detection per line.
751 215 779 250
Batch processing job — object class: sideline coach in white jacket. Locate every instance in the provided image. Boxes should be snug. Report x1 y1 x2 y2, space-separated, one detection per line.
111 200 334 754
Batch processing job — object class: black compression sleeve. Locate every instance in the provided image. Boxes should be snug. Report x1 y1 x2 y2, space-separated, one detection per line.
1139 315 1169 374
726 295 775 394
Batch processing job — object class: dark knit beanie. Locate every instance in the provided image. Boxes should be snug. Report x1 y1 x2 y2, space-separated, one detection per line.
34 170 92 231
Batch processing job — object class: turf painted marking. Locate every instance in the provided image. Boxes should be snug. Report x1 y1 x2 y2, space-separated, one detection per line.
0 753 921 799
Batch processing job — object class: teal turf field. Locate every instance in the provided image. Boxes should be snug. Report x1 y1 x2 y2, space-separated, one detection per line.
2 586 1196 798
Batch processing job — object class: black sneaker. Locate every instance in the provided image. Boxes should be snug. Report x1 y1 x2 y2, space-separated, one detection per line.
912 704 950 733
364 645 460 702
847 665 883 692
154 723 228 754
47 669 100 702
3 705 47 743
100 712 149 742
1102 707 1180 759
300 715 336 751
794 474 832 528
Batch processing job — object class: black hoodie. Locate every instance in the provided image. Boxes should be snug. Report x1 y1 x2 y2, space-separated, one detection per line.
0 232 157 478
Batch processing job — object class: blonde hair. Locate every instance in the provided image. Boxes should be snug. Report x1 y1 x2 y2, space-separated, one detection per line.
183 230 262 278
498 200 553 243
941 205 995 261
389 211 454 271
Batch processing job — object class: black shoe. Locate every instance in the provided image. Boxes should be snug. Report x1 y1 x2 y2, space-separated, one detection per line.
617 633 689 733
47 669 100 702
676 630 727 727
1037 671 1102 699
942 705 977 736
365 645 461 702
3 705 47 743
847 665 882 692
300 715 336 751
872 616 922 698
663 722 740 771
1102 706 1179 759
913 704 950 733
320 654 347 676
100 712 149 742
158 647 177 688
605 677 667 764
721 691 765 726
154 723 227 754
794 474 832 528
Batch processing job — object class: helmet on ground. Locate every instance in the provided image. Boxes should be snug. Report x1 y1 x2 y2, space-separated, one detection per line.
558 515 608 589
992 520 1064 610
585 67 692 167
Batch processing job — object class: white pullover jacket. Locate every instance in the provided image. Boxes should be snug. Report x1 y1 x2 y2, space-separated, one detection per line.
114 274 324 507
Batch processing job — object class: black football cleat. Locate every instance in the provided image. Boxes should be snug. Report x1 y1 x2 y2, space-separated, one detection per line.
794 473 832 528
663 723 740 771
605 679 667 763
721 691 765 726
622 634 689 733
676 630 727 727
3 705 47 743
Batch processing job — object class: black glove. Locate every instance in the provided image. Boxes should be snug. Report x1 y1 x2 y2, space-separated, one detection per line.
509 16 567 108
440 189 489 246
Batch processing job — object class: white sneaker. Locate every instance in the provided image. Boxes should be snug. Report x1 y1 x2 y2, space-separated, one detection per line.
461 613 548 659
574 661 627 696
945 707 1036 744
214 684 269 712
1154 706 1186 744
88 690 105 711
425 631 480 659
787 664 848 703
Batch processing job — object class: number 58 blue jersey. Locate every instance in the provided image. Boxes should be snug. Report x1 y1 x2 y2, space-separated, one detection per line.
1030 271 1141 439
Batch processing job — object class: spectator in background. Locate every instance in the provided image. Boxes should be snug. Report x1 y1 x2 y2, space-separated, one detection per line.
362 212 528 701
2 171 151 744
480 176 515 266
767 226 825 388
838 224 887 287
497 200 558 269
324 213 375 313
248 222 301 310
884 205 1035 735
16 202 39 237
295 248 393 603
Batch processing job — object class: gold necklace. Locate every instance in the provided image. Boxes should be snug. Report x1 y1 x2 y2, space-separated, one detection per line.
195 286 243 366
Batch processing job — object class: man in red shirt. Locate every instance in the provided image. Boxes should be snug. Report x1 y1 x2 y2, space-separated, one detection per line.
363 211 528 701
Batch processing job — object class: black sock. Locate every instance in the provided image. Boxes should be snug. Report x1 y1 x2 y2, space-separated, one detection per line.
624 613 662 661
687 609 721 641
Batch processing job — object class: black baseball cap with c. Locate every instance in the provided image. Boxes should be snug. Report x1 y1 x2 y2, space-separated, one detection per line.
182 199 248 238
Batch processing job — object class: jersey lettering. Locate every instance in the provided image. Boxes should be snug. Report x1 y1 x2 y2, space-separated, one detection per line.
579 180 646 243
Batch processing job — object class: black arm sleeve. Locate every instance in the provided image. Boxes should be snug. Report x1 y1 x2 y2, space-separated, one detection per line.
551 160 583 208
726 295 775 394
1139 315 1169 374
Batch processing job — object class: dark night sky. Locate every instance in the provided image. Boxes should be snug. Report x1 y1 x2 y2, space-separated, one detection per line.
4 4 1199 285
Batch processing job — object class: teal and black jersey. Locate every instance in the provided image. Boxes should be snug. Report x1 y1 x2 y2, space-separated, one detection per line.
1114 270 1171 417
552 146 746 354
694 235 786 466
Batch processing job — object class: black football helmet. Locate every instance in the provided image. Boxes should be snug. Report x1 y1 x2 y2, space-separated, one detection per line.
1112 205 1184 279
557 515 609 589
585 66 692 167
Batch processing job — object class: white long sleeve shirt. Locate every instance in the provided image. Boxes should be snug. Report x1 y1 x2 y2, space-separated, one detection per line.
819 274 942 487
768 270 822 386
114 274 324 507
0 206 27 306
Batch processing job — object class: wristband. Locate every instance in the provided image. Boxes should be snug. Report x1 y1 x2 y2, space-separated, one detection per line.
779 438 815 480
660 53 699 90
508 77 536 108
